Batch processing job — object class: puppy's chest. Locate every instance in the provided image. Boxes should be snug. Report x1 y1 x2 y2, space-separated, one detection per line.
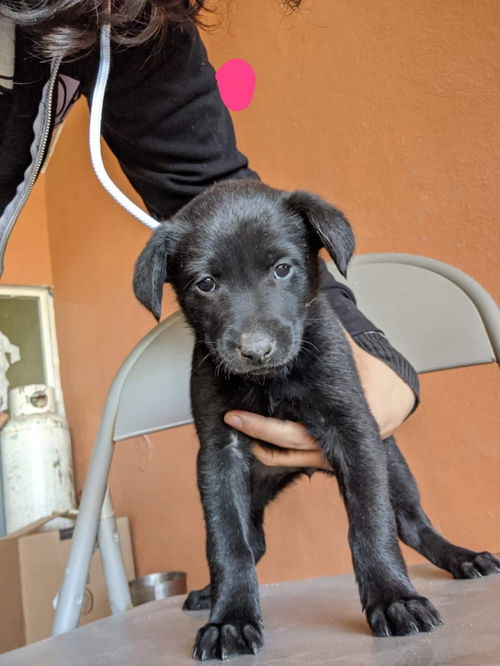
225 375 316 423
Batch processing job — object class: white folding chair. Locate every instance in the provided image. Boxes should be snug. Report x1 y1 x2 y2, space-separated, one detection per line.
52 253 499 635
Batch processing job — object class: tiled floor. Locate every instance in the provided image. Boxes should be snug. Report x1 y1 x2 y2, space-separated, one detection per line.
2 562 499 665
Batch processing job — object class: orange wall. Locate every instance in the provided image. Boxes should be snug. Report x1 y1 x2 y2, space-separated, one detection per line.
1 177 52 286
3 0 499 590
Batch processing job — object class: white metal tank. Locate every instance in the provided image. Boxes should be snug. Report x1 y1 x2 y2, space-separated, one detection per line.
1 384 76 533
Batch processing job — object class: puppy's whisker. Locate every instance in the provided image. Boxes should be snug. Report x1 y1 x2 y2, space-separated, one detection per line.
215 360 226 377
293 337 321 362
300 347 321 363
292 336 320 352
300 339 320 353
182 276 198 293
194 352 212 370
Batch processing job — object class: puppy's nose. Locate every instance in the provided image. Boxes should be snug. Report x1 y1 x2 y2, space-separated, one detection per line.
238 331 275 363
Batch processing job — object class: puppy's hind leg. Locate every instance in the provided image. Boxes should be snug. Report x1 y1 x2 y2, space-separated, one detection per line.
183 506 265 613
183 584 211 612
386 437 500 579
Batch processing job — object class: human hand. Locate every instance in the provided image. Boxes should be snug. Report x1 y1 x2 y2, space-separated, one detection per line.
223 330 416 471
223 411 333 471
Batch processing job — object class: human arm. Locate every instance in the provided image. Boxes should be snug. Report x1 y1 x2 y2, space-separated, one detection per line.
72 23 258 220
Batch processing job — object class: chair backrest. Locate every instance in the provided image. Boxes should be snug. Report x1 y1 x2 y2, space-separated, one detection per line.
112 253 498 442
113 313 193 441
334 253 498 373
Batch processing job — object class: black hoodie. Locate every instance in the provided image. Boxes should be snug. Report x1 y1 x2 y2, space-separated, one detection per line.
0 22 256 269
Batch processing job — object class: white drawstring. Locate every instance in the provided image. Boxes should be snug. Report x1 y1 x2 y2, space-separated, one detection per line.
89 10 160 231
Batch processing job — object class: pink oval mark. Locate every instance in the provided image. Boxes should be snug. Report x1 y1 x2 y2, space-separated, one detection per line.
216 59 256 112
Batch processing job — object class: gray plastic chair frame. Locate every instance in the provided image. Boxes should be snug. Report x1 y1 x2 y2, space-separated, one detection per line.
345 253 499 370
52 314 192 634
52 253 499 635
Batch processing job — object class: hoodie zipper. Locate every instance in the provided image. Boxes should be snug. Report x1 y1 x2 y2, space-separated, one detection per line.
5 56 62 234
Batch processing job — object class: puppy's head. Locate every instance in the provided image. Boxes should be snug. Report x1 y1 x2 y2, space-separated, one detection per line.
133 180 354 377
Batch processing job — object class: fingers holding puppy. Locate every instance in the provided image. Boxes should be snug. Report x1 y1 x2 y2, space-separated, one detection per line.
224 411 333 471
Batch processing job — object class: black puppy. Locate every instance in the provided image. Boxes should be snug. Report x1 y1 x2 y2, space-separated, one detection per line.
133 180 500 661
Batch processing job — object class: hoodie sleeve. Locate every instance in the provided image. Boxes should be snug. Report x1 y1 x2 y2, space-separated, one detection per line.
75 24 258 219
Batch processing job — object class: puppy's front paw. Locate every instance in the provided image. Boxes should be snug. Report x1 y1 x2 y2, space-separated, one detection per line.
367 596 443 637
193 618 263 661
183 585 211 611
449 551 500 579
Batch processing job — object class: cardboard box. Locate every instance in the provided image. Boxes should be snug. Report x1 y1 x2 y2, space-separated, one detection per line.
0 514 135 654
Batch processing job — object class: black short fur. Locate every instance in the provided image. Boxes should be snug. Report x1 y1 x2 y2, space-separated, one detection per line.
133 180 500 662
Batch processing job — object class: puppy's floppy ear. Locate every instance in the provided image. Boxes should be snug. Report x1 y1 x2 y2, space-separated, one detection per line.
133 224 171 321
286 190 355 276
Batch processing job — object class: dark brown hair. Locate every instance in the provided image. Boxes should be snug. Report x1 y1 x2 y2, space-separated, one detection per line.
0 1 301 58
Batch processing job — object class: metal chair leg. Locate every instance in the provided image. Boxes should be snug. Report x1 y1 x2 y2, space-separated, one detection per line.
52 411 115 635
98 488 133 614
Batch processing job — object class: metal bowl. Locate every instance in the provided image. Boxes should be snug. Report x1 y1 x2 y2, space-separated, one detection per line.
128 571 187 606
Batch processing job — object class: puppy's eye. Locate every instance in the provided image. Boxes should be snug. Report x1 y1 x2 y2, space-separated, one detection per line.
196 277 216 292
273 263 292 279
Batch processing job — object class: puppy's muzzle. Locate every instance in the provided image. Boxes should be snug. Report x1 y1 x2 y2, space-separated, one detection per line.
238 331 276 364
216 322 300 376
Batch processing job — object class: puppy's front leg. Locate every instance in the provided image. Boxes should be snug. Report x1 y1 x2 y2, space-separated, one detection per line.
193 430 263 661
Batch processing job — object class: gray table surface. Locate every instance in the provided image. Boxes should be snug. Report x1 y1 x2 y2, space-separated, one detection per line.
2 562 499 665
